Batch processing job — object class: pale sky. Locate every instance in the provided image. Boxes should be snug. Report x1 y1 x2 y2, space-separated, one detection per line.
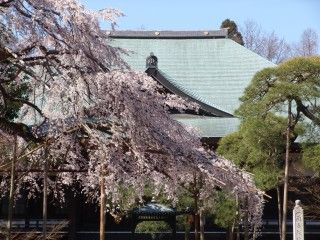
81 0 319 45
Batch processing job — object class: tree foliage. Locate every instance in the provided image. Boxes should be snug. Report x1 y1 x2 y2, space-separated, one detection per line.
220 19 244 46
0 0 264 232
212 191 237 229
218 56 320 189
217 114 288 190
237 56 320 122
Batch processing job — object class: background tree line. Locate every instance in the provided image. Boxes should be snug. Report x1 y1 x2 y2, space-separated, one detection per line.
221 18 319 63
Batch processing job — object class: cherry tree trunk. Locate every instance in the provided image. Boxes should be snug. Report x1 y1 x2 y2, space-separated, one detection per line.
281 100 292 240
100 176 106 240
7 135 17 240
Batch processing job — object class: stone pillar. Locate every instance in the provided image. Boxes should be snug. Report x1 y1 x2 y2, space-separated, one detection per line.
293 200 304 240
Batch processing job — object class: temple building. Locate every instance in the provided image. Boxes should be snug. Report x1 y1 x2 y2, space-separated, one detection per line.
1 30 319 240
109 29 275 147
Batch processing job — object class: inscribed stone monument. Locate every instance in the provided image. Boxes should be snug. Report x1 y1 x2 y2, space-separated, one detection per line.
293 200 304 240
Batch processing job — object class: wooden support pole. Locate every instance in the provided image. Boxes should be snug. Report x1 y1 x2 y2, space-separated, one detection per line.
281 100 292 240
185 215 190 240
244 197 249 240
277 185 282 239
43 148 48 240
100 175 106 240
194 212 199 240
199 210 205 240
193 174 199 240
236 195 240 240
7 135 17 240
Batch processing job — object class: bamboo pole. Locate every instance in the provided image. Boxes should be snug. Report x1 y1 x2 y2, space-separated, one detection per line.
281 100 292 240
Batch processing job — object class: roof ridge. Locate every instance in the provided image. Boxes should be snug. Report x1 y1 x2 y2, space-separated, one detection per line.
107 29 228 39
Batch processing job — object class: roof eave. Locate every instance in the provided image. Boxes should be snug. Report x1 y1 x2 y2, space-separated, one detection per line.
146 67 234 118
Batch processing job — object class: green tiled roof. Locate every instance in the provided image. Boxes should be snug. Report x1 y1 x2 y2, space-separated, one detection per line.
158 69 232 116
172 114 240 138
110 34 275 137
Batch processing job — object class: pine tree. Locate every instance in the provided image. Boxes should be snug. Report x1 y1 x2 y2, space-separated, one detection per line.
220 19 244 45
